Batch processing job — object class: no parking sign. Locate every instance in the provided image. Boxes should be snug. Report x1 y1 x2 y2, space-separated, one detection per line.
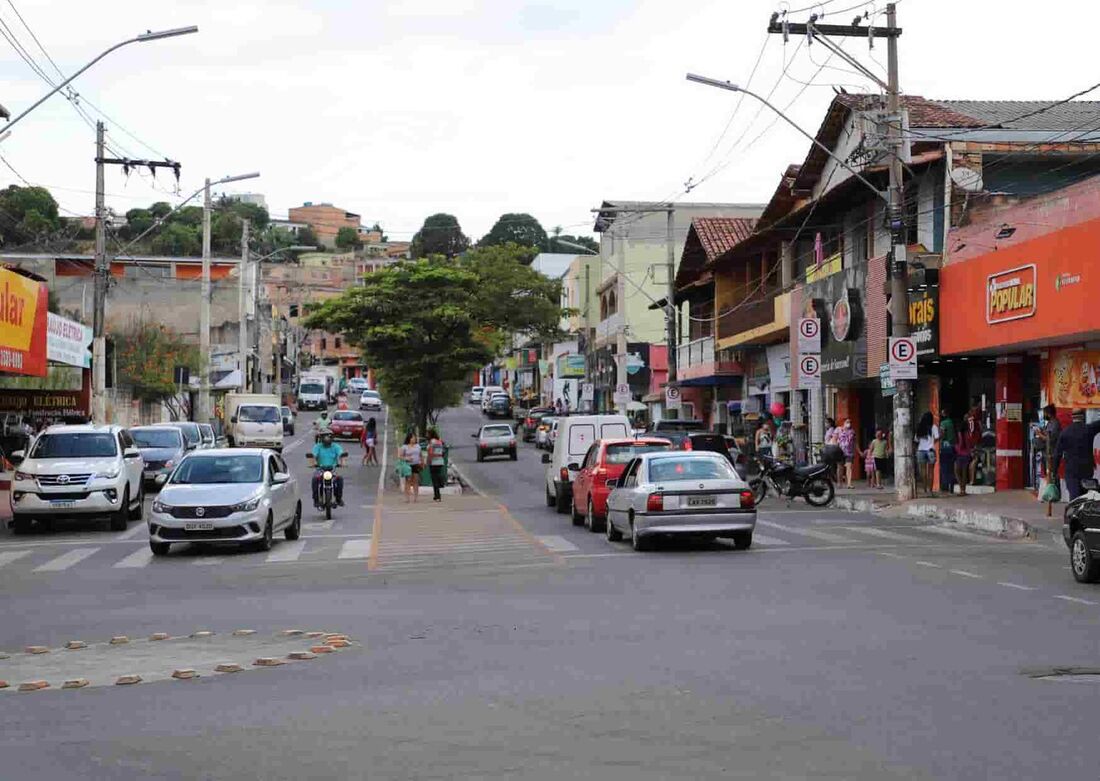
797 353 821 389
888 337 918 380
797 318 821 354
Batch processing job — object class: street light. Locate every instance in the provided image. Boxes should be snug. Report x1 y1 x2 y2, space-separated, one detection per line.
6 26 198 134
553 237 597 256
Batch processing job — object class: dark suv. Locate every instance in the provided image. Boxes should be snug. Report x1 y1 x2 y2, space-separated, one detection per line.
487 394 513 419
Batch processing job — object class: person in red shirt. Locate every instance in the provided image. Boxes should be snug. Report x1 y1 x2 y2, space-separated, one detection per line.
954 407 982 496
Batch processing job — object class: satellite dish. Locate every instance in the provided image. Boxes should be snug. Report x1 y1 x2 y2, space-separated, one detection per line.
950 165 983 192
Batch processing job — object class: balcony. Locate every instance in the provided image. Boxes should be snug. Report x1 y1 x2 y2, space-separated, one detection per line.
594 310 625 343
676 335 742 384
717 290 790 348
677 336 714 371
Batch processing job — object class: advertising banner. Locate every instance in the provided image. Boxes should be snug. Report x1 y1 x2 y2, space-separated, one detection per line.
557 353 586 379
907 287 938 358
46 313 92 369
0 268 47 377
0 386 90 422
766 343 791 393
1050 347 1100 408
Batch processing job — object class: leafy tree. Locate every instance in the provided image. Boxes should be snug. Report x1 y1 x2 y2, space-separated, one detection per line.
123 208 154 240
0 185 60 247
479 213 547 251
114 320 202 405
151 223 200 256
148 202 172 219
335 226 362 250
169 206 204 228
549 233 598 254
410 213 469 258
297 226 319 248
458 243 563 339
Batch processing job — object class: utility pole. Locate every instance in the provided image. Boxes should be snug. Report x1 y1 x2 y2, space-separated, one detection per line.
666 209 677 386
252 256 263 392
238 218 249 393
198 178 212 422
91 122 107 424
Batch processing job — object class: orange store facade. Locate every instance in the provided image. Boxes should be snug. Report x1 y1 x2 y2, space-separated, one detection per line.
941 210 1100 490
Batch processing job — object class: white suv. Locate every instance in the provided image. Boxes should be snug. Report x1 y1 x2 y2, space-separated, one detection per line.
9 424 145 533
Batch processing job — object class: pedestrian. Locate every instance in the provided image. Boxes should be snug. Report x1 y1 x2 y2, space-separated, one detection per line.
837 418 856 489
398 433 422 503
959 407 982 490
426 428 447 502
939 408 957 495
1036 403 1061 485
915 411 939 495
862 436 878 489
363 417 378 465
1053 409 1100 501
754 416 774 458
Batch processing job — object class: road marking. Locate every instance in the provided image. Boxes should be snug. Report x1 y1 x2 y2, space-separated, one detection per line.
563 552 630 559
873 551 904 558
265 540 306 563
755 520 855 544
949 569 983 579
751 533 790 547
997 582 1037 591
193 555 227 566
33 547 98 572
113 547 154 568
535 535 579 552
339 538 372 559
1054 594 1099 606
0 549 32 568
839 526 914 543
915 560 942 568
304 519 335 532
917 525 988 540
112 523 148 540
283 440 301 453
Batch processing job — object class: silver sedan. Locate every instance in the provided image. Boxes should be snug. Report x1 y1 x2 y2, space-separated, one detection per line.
605 452 756 552
474 423 517 462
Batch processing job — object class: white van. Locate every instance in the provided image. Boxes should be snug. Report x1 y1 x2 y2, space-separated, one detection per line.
542 414 631 515
480 385 505 413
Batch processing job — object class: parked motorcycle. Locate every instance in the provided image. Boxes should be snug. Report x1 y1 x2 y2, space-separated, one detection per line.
751 454 835 507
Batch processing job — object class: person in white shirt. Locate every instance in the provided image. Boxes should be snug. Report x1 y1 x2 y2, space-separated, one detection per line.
915 411 940 495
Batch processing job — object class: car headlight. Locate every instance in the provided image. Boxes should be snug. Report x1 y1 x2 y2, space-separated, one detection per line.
230 497 263 513
151 499 171 513
14 470 32 481
94 468 120 479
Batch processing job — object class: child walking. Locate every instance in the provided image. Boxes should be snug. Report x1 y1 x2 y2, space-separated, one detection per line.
863 438 878 488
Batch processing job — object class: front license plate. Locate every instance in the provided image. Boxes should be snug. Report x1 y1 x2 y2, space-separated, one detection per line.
49 500 75 508
184 521 214 531
687 496 717 508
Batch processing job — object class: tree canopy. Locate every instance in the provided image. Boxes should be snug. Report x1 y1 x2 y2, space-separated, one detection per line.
335 226 362 250
549 233 598 254
0 185 62 248
479 213 548 251
304 244 562 431
409 213 469 258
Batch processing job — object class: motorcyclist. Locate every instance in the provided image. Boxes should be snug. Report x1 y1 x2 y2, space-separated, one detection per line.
312 410 332 442
307 431 347 508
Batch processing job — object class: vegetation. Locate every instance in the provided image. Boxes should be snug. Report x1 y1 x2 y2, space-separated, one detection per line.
114 320 203 415
479 213 548 251
335 226 362 250
410 213 469 258
0 185 62 248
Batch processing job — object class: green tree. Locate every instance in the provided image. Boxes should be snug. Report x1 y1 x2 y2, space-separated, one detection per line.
169 206 203 228
549 233 598 254
479 213 548 251
148 202 172 219
114 320 203 404
335 226 362 250
410 213 469 258
151 223 200 256
0 185 61 247
123 208 154 240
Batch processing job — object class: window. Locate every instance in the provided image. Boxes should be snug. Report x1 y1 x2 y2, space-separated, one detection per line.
598 422 629 439
267 456 279 483
289 304 299 318
171 455 263 484
32 433 118 459
131 429 183 449
335 337 342 349
622 459 640 487
605 442 671 464
238 405 280 423
568 423 596 457
582 444 598 469
648 455 735 483
321 337 327 350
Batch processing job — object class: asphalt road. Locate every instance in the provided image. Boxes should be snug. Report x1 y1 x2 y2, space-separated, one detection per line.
2 401 1100 779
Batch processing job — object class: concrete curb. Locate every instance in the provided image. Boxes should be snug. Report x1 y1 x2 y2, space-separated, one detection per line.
832 495 1042 540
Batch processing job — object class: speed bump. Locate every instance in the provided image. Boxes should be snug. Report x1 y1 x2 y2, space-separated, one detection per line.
171 669 198 680
232 629 256 636
24 646 48 655
215 663 243 673
18 680 49 692
287 651 316 660
306 631 326 638
115 675 141 685
65 641 87 650
327 640 350 648
280 629 304 636
253 657 285 667
309 645 334 654
191 630 214 639
325 634 349 642
0 680 8 688
109 636 129 645
62 678 89 689
149 632 170 641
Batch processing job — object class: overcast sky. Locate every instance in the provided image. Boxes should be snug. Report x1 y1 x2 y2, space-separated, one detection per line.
4 0 1099 243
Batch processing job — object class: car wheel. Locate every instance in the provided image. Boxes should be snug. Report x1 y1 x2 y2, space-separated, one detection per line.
545 483 555 507
129 484 144 521
109 488 129 531
731 530 753 550
1071 531 1100 583
285 503 302 541
150 541 170 556
256 515 274 552
510 448 517 461
555 486 570 515
606 512 622 542
11 515 31 534
477 451 484 463
571 496 584 526
631 520 650 552
586 498 605 534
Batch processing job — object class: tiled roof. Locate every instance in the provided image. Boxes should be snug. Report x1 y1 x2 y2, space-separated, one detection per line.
836 93 986 128
691 217 757 261
930 100 1100 131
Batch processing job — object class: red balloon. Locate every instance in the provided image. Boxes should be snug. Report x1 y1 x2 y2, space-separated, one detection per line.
769 401 786 418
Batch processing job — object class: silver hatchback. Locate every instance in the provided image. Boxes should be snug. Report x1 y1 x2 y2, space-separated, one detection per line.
474 423 517 462
605 452 756 552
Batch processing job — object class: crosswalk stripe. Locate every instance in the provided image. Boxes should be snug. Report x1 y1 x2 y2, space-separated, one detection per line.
838 526 915 543
535 535 579 552
382 541 535 554
113 547 154 568
112 523 148 540
751 533 790 547
0 549 32 568
915 525 984 540
755 520 855 544
33 547 99 572
338 539 372 559
265 541 306 563
193 556 227 565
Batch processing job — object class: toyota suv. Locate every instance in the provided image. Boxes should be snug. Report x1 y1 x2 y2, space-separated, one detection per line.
9 424 145 533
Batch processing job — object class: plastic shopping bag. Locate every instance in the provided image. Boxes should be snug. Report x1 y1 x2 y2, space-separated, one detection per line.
1040 479 1060 503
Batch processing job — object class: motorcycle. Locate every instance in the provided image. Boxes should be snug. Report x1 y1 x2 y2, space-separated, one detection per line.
318 468 337 520
751 454 835 507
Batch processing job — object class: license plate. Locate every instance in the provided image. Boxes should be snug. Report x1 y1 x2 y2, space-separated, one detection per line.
687 495 717 508
493 448 504 454
184 521 214 531
49 500 75 508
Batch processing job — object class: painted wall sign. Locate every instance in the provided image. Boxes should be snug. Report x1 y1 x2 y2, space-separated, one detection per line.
0 267 47 377
987 264 1037 324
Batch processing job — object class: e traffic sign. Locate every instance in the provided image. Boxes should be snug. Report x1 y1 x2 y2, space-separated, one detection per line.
797 353 821 389
613 382 631 405
797 318 821 354
888 336 918 380
665 385 681 410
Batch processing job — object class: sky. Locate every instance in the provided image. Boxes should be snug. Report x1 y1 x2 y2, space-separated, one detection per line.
4 0 1100 244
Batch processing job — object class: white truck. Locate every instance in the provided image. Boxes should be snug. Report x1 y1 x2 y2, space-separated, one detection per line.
297 375 330 411
224 393 284 451
308 365 344 402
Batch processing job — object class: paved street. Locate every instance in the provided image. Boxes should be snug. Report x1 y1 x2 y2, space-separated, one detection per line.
0 405 1099 778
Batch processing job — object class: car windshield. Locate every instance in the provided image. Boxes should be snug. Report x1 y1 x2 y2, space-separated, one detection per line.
199 425 214 440
605 442 671 464
238 405 280 423
131 429 183 449
31 432 118 459
655 420 706 432
482 426 512 437
362 391 380 399
171 455 263 484
300 383 324 394
333 412 362 421
165 424 201 445
648 456 736 482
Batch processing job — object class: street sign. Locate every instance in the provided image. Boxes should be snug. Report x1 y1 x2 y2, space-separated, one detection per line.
888 337 918 380
613 383 631 405
797 353 821 389
665 385 681 410
581 382 594 402
797 318 821 354
879 364 896 397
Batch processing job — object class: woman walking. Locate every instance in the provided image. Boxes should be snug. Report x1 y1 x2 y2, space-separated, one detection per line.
362 417 378 465
399 433 422 503
836 418 856 489
426 428 447 502
915 411 939 495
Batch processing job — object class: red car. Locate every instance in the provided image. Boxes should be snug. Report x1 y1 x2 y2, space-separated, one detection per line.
329 410 365 441
571 437 672 532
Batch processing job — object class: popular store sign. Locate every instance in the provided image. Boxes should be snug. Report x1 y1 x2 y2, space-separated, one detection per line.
987 264 1036 324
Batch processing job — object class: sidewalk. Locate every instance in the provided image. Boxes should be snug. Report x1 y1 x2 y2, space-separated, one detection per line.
830 484 1063 540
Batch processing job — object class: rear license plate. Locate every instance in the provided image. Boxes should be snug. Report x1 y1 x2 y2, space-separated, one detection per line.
493 448 504 454
49 500 75 508
184 521 214 531
687 495 717 508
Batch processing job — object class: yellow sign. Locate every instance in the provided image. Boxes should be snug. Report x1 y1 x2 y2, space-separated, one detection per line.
805 253 842 283
0 267 41 351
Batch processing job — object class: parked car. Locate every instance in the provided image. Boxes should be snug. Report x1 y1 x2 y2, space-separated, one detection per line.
571 437 672 531
522 407 554 442
150 421 203 452
281 406 296 435
680 431 734 456
474 423 517 462
486 393 512 419
535 416 556 450
469 386 485 405
604 451 756 551
359 389 383 412
198 423 216 449
647 419 708 449
148 449 300 556
480 386 505 413
9 424 145 533
543 414 631 514
1063 477 1100 582
348 377 370 393
130 425 187 490
330 410 365 441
